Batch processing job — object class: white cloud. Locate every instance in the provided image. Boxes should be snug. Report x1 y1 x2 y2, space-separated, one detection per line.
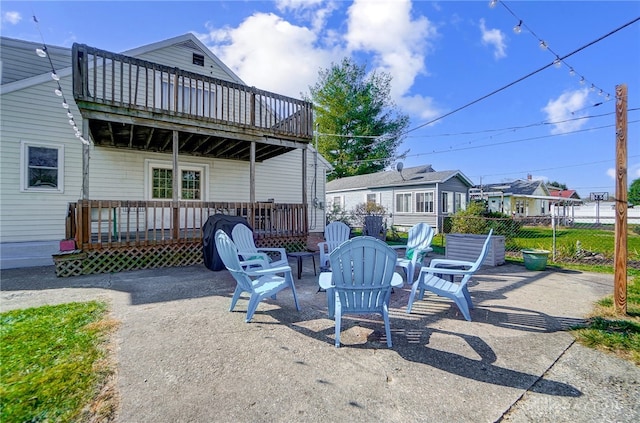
198 13 342 98
607 168 616 180
2 11 21 25
479 18 506 59
542 89 590 134
345 0 440 118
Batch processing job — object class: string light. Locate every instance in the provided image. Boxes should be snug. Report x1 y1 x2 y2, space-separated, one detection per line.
32 14 91 147
492 1 613 99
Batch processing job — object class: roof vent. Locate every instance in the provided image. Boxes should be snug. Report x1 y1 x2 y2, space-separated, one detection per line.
192 53 204 66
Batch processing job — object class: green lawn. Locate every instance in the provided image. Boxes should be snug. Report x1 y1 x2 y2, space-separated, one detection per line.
0 301 117 422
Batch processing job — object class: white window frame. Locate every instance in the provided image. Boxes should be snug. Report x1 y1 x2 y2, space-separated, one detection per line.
454 192 466 212
155 74 215 117
415 191 435 213
332 196 342 208
144 159 209 201
442 191 454 213
366 193 378 204
20 141 64 193
395 192 412 213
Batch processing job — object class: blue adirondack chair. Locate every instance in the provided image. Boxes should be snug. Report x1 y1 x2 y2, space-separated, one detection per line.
406 229 493 321
215 229 300 322
318 236 403 347
318 221 350 270
391 223 434 283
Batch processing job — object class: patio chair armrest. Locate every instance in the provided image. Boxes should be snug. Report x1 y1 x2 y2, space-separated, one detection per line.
429 258 474 268
418 265 474 277
391 272 404 288
257 247 287 259
318 272 333 290
317 242 329 253
239 258 270 269
245 264 292 277
389 244 407 251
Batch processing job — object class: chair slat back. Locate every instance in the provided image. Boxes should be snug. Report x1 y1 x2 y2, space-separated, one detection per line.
325 221 350 244
407 223 434 250
330 236 397 313
215 229 254 292
468 229 494 273
231 224 258 255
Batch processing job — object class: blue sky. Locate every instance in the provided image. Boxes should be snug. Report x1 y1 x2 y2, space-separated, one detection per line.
2 0 639 197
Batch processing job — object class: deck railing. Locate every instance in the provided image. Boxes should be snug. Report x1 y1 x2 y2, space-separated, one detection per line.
71 43 314 139
68 200 308 251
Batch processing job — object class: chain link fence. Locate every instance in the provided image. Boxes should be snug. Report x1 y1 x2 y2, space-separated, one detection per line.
431 215 640 269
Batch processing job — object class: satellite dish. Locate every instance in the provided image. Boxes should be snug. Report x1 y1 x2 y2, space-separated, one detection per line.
396 162 405 180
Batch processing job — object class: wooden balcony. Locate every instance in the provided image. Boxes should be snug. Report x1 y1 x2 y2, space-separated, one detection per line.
71 43 313 160
55 200 308 277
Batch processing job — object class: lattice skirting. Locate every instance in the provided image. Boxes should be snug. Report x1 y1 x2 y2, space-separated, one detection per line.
53 235 307 277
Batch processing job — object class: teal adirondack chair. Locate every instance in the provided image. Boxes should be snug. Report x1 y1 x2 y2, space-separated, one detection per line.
318 236 403 347
215 229 300 322
391 223 434 283
406 229 493 321
231 224 288 269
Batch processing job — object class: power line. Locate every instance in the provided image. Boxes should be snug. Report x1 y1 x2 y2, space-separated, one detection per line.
402 16 640 135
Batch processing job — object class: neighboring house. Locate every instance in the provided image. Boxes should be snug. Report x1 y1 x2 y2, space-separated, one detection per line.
470 177 555 217
0 34 331 271
326 165 473 232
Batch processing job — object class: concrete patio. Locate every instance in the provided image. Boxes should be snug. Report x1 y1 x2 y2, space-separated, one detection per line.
1 258 638 422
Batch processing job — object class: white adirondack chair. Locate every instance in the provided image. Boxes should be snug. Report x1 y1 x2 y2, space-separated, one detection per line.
231 224 288 269
318 236 403 347
215 230 299 322
317 221 350 270
406 229 493 321
391 223 434 283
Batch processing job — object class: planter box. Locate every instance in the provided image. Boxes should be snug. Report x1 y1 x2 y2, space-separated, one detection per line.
445 233 505 266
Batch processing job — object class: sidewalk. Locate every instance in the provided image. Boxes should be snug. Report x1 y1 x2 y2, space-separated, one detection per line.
1 261 638 422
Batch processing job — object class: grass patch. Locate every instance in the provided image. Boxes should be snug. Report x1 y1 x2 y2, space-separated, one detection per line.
0 301 119 422
571 270 640 365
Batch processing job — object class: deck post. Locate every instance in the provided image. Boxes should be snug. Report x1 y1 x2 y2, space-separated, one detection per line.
172 130 180 240
82 119 90 199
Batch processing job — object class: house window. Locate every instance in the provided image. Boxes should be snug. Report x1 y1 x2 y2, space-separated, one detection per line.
516 200 526 214
332 196 342 207
415 191 434 213
147 160 207 201
442 191 454 213
156 76 214 117
396 193 411 213
21 141 64 193
455 192 466 212
192 53 205 66
366 193 377 204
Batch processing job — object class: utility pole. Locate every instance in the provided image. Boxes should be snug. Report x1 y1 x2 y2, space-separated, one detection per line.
614 84 628 314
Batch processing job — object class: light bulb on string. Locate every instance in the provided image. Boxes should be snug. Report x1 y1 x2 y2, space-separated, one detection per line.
36 48 47 58
569 68 576 77
605 94 611 101
579 77 585 85
539 40 548 50
513 20 522 34
67 112 73 118
489 0 498 8
54 89 63 96
69 119 75 126
62 101 69 109
598 89 603 96
51 72 59 81
590 84 595 92
553 58 562 68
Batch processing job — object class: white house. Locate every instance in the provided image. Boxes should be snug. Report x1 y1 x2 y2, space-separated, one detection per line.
0 34 331 270
326 164 473 233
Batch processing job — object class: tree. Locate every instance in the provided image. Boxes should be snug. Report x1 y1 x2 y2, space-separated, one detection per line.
629 178 640 206
306 58 409 180
547 181 567 190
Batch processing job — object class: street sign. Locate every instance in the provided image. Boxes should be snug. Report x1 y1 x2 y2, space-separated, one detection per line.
590 192 608 201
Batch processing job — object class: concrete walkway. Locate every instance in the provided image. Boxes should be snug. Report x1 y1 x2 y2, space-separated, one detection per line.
1 260 638 422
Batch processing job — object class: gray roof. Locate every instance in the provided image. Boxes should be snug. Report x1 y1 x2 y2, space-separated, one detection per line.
476 179 548 196
1 37 71 85
327 165 473 192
